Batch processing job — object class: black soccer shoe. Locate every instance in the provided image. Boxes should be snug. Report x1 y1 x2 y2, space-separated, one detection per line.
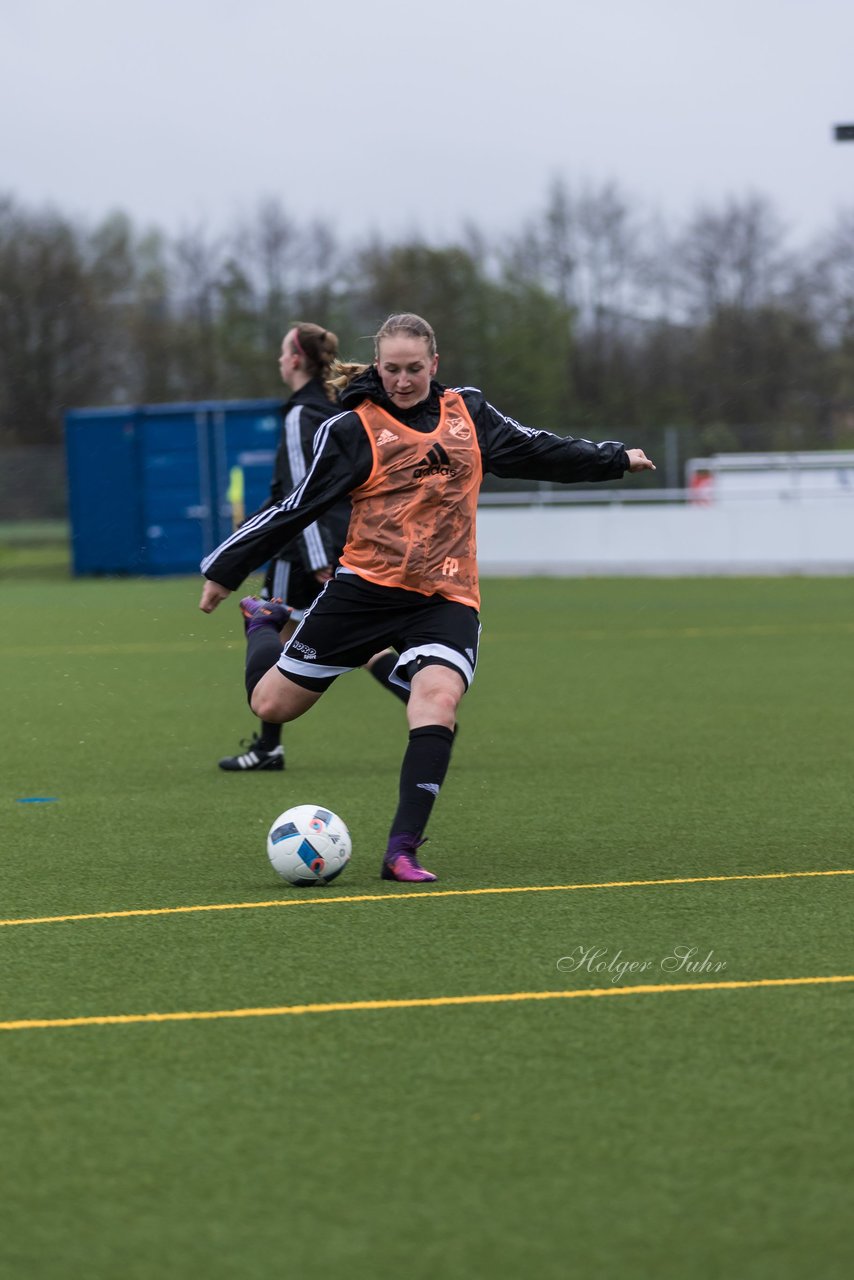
217 737 285 772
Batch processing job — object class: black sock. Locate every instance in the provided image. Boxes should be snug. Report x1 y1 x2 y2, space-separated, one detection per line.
368 652 410 704
245 627 283 704
256 721 282 751
389 724 455 838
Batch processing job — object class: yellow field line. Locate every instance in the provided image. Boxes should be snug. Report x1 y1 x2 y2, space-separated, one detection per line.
2 974 851 1034
2 868 852 929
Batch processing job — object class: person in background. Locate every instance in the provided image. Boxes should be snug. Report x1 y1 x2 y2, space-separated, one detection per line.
201 312 655 880
217 321 404 772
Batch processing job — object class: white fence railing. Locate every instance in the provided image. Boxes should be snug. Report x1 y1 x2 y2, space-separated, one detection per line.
478 487 854 506
476 496 854 576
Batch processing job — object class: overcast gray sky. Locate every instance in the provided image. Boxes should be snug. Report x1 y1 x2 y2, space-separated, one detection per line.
3 0 853 246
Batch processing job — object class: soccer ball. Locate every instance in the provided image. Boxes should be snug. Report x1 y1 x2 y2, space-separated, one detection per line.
266 805 352 886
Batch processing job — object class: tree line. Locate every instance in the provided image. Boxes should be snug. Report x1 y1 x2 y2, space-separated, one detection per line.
2 182 853 467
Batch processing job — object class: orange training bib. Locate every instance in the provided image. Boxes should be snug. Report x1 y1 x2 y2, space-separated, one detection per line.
339 391 483 607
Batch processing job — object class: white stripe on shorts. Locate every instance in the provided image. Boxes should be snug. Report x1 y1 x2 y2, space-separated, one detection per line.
391 641 477 692
276 654 353 681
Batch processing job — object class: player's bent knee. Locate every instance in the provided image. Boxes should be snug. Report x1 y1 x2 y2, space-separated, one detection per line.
251 670 321 723
250 688 280 722
408 665 465 728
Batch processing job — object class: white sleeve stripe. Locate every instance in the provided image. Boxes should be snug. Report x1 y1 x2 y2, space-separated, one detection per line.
481 399 619 449
199 411 348 574
451 387 621 450
302 521 327 567
285 405 306 485
286 412 346 508
285 405 329 568
200 503 289 571
484 401 540 438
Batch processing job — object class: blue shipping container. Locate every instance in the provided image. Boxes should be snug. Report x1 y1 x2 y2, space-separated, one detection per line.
65 399 282 576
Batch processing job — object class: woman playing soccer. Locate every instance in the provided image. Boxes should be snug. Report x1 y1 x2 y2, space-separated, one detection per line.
199 313 655 882
216 321 406 773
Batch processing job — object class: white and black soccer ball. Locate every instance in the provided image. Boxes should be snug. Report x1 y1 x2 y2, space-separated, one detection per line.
266 805 352 886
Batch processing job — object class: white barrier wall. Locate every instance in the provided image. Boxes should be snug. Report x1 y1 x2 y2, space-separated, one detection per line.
476 500 854 575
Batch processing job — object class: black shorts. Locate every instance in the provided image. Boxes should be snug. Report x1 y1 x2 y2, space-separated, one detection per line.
276 571 482 693
263 557 324 617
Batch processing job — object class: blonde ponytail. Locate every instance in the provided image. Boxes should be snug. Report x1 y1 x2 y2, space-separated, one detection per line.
326 359 370 397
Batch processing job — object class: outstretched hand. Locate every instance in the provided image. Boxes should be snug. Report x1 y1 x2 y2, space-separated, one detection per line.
626 449 656 472
199 580 232 613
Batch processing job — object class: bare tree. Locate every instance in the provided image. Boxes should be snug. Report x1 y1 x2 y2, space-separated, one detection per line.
169 224 226 396
0 197 102 443
669 195 791 320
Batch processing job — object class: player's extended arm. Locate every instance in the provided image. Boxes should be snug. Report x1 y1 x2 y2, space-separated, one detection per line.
625 449 656 472
199 580 232 613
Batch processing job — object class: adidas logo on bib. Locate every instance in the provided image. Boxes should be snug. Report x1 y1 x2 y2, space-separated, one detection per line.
413 442 457 480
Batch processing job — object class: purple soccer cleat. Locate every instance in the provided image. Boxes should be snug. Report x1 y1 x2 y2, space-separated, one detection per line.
239 596 292 635
381 834 437 883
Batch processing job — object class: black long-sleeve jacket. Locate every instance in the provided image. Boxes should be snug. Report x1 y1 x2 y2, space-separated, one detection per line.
256 377 350 572
202 368 630 591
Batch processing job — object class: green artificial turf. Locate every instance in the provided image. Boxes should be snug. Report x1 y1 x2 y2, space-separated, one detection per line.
1 575 853 1279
